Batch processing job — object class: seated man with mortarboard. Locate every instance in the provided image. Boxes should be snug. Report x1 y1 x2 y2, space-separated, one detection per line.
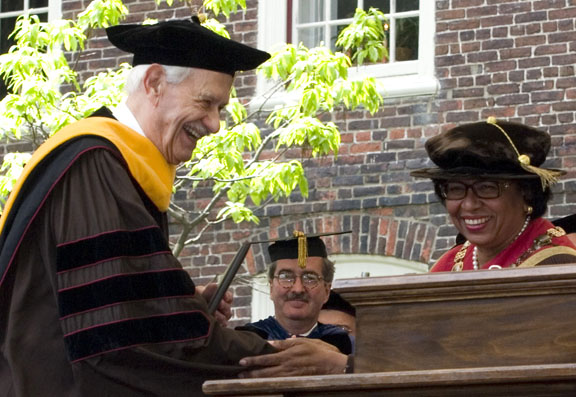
237 232 353 355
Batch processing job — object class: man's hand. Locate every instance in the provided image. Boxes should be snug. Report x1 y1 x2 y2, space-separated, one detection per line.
238 337 348 378
196 283 233 327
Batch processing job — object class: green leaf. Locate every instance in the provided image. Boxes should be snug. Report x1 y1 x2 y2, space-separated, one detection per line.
205 0 247 18
201 18 231 39
217 201 259 224
77 0 128 30
0 152 31 212
335 7 387 66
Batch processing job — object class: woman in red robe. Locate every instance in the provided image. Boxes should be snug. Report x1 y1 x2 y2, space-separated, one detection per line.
411 117 576 272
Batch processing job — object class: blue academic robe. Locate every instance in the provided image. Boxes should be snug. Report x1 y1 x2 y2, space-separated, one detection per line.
238 316 353 354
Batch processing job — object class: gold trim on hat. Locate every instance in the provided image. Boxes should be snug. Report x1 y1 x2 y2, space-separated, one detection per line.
486 117 562 190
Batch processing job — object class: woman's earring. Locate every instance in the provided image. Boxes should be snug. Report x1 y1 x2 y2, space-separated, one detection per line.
525 206 533 215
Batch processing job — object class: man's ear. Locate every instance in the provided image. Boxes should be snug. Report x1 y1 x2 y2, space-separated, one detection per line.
323 283 332 304
142 64 165 101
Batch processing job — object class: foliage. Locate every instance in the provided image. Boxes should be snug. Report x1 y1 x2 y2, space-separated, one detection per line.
0 0 130 145
335 7 388 65
204 0 246 18
0 0 383 257
0 153 30 208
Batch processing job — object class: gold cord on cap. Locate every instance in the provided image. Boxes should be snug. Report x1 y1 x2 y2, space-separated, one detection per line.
293 230 308 268
486 117 562 190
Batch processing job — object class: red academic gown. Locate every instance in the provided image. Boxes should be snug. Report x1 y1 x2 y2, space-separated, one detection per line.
0 111 274 396
431 217 576 272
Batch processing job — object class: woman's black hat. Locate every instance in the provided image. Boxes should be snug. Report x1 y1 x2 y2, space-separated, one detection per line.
411 117 564 189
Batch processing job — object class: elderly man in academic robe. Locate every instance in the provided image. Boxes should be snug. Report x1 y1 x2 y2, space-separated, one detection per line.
0 18 279 397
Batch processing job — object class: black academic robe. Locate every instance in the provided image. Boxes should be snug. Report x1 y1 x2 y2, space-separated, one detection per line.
0 110 274 397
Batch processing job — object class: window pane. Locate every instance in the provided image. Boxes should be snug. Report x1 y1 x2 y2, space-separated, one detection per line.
0 15 17 98
334 0 357 19
1 0 24 12
0 10 48 98
331 24 347 51
30 0 49 8
0 16 16 53
298 0 325 23
298 26 324 48
365 0 390 13
395 16 418 61
396 0 419 12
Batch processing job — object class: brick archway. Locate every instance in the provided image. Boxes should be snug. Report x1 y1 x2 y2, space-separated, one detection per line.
246 212 438 275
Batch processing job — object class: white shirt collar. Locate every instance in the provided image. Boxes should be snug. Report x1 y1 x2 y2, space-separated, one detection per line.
298 323 318 337
274 317 318 337
111 101 146 137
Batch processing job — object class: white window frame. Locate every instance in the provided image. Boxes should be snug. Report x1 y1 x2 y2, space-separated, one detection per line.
257 0 437 101
249 254 428 322
0 0 62 55
49 0 62 19
0 1 61 96
0 0 61 22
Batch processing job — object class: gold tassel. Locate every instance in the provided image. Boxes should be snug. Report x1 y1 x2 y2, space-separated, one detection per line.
517 154 562 190
293 230 308 268
486 117 561 190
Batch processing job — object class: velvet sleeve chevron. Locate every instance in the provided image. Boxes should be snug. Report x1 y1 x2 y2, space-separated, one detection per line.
56 227 212 362
42 148 213 363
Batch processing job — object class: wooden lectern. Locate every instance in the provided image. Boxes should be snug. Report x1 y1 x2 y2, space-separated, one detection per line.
203 265 576 396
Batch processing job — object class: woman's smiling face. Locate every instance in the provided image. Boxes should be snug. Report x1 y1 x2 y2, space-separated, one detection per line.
444 179 527 255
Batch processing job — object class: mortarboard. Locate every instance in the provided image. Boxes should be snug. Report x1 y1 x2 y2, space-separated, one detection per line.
106 17 271 76
266 230 352 268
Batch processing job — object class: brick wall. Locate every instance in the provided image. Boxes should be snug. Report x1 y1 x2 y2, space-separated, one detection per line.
59 0 576 326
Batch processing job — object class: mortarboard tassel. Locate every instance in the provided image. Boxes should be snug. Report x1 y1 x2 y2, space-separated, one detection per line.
293 230 308 268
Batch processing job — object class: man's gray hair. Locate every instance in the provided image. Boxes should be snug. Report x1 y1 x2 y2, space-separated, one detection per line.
125 64 193 93
268 257 336 283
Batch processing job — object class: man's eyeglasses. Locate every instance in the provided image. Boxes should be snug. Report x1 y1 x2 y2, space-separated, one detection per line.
274 271 324 289
440 180 510 200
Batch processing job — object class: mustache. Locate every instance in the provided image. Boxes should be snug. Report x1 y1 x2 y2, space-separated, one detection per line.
285 292 309 302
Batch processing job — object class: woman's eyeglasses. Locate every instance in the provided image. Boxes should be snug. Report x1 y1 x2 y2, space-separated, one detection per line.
440 181 510 200
274 271 324 289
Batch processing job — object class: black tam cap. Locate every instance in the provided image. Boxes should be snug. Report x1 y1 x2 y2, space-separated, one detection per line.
410 117 564 189
265 231 351 268
106 18 271 76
